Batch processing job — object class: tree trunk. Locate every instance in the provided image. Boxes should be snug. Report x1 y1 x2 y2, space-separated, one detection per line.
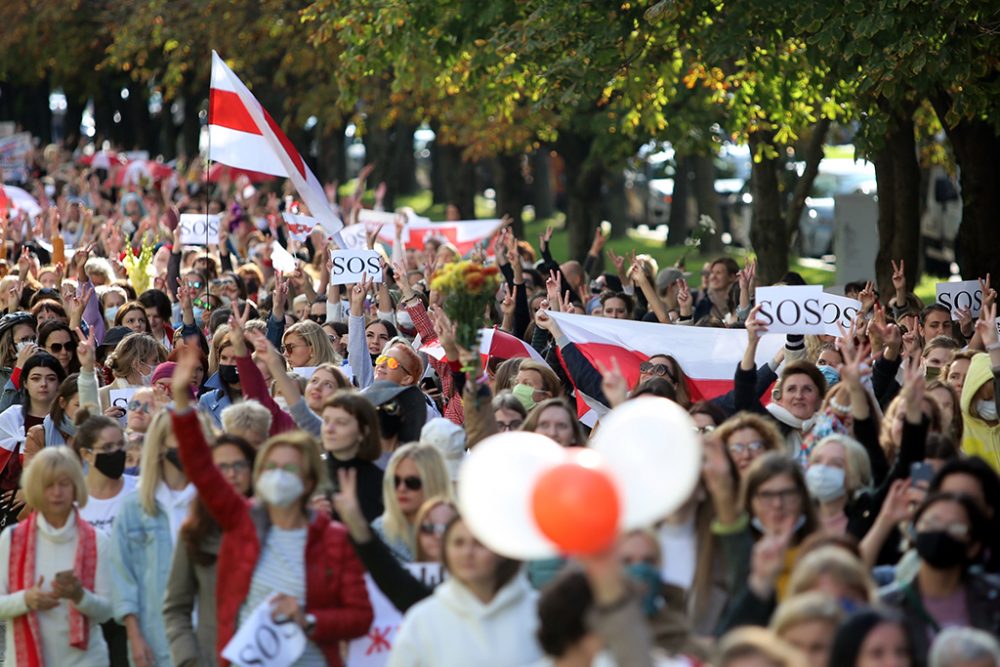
605 169 629 240
666 154 692 246
785 118 831 253
180 92 202 161
493 152 527 237
530 149 555 219
429 130 448 204
873 105 921 296
391 121 418 198
316 121 346 184
557 131 604 261
436 143 477 219
748 133 788 285
931 96 1000 283
693 153 723 256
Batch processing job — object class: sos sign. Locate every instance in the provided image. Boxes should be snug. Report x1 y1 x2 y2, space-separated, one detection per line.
178 213 220 246
935 280 982 317
755 286 862 335
330 249 383 285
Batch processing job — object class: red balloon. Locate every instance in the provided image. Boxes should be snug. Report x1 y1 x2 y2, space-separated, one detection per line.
530 455 621 555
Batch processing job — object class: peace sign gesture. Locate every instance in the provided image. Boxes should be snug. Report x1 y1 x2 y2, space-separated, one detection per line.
890 259 907 302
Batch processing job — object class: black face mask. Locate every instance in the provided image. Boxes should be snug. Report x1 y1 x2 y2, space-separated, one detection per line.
219 364 239 386
164 448 183 471
94 449 126 480
916 530 968 570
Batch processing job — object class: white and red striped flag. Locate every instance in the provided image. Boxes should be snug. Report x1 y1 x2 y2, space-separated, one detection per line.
208 51 342 240
547 311 784 403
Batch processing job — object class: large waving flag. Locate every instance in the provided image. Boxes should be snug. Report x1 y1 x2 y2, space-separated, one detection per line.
208 51 342 239
339 215 505 256
547 311 785 402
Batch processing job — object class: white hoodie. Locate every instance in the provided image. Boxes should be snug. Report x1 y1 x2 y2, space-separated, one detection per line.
388 573 542 667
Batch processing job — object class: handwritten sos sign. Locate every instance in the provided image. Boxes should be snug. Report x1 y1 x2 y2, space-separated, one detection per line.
178 213 221 246
755 286 862 336
346 563 445 667
330 249 383 285
935 280 982 317
222 594 307 667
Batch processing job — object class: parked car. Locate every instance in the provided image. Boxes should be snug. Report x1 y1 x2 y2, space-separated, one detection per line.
797 158 877 257
921 167 962 274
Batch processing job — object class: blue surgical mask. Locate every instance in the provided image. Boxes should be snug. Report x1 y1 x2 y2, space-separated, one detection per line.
751 514 807 535
625 562 664 617
104 306 120 323
818 364 840 387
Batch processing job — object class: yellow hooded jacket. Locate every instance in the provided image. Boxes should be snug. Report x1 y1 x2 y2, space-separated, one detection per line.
959 352 1000 473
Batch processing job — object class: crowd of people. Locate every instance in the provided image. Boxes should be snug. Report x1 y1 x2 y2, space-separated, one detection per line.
0 140 997 667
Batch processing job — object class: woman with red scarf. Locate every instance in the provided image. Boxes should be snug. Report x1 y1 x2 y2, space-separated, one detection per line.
0 446 112 666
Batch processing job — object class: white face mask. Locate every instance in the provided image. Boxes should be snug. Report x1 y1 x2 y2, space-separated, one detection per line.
975 399 998 422
105 306 120 323
806 464 846 502
255 469 304 508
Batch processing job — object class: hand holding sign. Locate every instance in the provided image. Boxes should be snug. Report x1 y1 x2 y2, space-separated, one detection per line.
936 279 983 318
178 214 220 246
221 594 307 667
330 249 383 285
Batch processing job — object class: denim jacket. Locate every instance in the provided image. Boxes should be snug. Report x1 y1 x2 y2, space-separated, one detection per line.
109 490 176 666
197 372 232 427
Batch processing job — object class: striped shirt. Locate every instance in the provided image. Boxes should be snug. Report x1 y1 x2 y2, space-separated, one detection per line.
240 526 326 666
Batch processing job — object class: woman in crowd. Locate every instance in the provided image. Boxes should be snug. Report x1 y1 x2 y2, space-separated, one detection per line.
282 320 340 369
321 391 385 521
163 434 255 667
109 408 197 667
38 319 80 374
24 373 82 464
169 348 373 666
98 333 168 411
805 434 874 535
713 412 785 476
74 409 135 535
113 302 150 335
0 447 113 665
388 515 542 666
373 443 453 562
197 326 244 425
493 392 528 433
520 398 587 448
769 592 843 667
0 312 37 394
828 609 915 667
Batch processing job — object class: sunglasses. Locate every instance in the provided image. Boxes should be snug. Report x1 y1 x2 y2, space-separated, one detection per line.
376 354 415 377
639 361 676 381
394 475 422 491
419 522 448 537
309 314 326 324
211 278 236 288
193 298 214 311
48 341 77 354
127 400 152 414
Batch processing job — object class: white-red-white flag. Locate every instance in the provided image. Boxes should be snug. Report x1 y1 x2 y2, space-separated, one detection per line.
208 51 342 240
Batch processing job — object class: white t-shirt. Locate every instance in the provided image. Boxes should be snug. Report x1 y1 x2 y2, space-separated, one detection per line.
79 475 138 534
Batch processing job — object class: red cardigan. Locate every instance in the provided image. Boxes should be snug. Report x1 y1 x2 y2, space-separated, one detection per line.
172 409 373 666
234 352 296 435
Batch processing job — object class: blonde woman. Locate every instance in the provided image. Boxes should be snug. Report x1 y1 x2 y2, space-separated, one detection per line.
0 447 113 665
281 320 340 368
770 592 844 667
787 546 877 605
98 333 168 410
713 412 785 476
372 444 452 562
805 434 874 535
109 409 199 667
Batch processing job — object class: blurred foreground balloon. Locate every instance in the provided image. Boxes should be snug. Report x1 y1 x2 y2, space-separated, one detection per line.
590 396 702 528
531 449 620 554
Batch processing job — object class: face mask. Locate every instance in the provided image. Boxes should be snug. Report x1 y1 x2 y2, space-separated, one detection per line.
163 448 183 471
818 365 840 387
255 469 304 508
975 399 998 422
219 364 239 386
915 530 968 569
124 465 140 477
512 383 537 412
16 339 36 353
625 562 665 617
94 449 126 480
104 306 120 323
751 514 807 535
806 464 846 502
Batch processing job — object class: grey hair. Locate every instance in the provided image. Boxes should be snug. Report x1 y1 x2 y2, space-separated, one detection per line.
930 627 1000 667
221 399 273 437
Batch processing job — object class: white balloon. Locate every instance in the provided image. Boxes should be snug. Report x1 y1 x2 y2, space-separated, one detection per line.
458 432 567 560
590 397 703 528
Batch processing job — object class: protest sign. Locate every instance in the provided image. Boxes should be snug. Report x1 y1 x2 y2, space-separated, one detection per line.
754 286 828 334
346 563 445 667
330 249 383 284
0 133 32 183
109 388 138 427
222 594 306 667
818 292 864 335
178 213 221 245
936 279 982 317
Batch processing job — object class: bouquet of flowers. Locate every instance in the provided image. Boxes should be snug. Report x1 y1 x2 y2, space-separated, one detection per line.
430 260 501 350
122 238 156 295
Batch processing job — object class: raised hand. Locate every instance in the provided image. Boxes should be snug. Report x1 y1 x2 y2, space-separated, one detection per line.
500 283 517 318
171 345 202 410
595 356 629 407
748 528 792 598
858 280 876 312
540 226 555 253
838 339 872 388
676 277 693 315
745 304 769 344
75 326 96 371
545 269 562 306
588 226 606 255
272 272 289 319
607 248 626 279
975 301 998 348
890 259 906 299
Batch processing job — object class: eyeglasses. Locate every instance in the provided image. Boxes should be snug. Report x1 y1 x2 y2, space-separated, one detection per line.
754 488 801 506
394 475 422 491
218 461 251 475
48 341 77 354
127 400 152 414
916 519 970 540
419 522 447 537
694 425 715 434
263 462 301 474
639 361 676 381
496 419 523 432
728 440 764 456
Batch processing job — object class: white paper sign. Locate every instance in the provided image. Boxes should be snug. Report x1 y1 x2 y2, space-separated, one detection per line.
818 292 864 335
108 388 138 427
346 564 445 667
755 286 826 334
936 280 982 317
222 594 306 667
271 241 298 273
292 366 318 380
178 213 220 246
330 249 383 285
